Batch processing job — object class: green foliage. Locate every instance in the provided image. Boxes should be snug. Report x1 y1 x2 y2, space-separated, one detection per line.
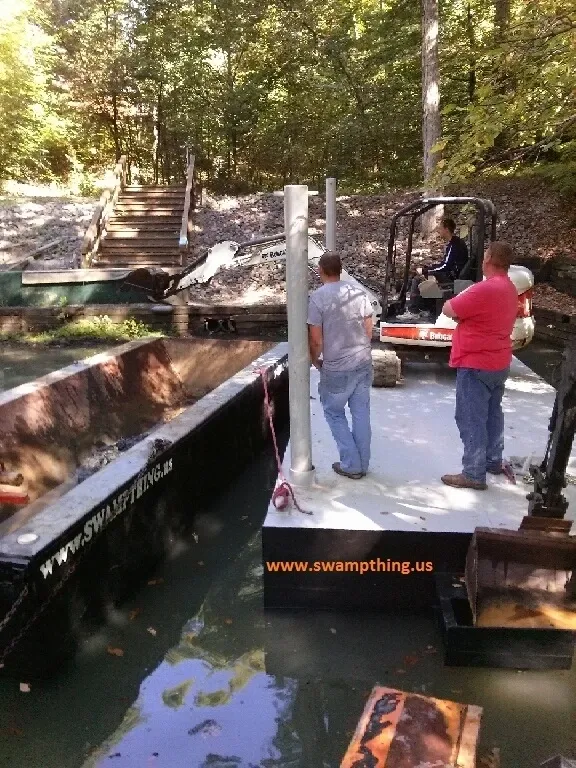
523 141 576 198
1 0 573 192
50 315 160 341
0 315 161 344
436 1 576 189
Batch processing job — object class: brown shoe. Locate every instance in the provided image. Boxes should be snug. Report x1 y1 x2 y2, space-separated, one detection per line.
441 473 487 490
332 462 364 480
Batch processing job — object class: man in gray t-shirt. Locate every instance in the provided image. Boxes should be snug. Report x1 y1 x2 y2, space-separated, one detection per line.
307 252 374 479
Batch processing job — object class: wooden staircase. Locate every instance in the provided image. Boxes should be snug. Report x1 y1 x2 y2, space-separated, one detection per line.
95 185 185 268
82 152 196 270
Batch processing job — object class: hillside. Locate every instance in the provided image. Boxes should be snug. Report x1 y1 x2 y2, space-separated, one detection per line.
1 177 575 312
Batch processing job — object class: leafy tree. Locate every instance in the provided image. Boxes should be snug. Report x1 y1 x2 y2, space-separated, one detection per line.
1 0 573 194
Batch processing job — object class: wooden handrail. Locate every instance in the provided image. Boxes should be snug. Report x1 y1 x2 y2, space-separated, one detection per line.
81 155 127 266
179 153 196 252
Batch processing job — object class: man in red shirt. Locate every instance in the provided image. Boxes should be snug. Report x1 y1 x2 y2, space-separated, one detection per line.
440 241 518 490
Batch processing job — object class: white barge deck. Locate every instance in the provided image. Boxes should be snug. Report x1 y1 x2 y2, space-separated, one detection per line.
262 357 576 610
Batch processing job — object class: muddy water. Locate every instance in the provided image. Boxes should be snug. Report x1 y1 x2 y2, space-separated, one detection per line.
0 340 573 767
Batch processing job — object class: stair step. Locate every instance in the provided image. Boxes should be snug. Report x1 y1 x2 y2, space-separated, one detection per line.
108 214 182 227
114 200 184 210
111 207 183 216
96 262 182 269
98 250 183 257
123 186 186 192
95 257 183 267
104 231 179 240
96 254 182 262
100 250 181 258
104 237 180 244
119 196 185 202
118 198 185 204
118 192 184 204
97 254 182 262
112 206 184 214
106 223 182 231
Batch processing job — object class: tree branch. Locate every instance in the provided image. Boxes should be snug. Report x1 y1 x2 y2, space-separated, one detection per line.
477 114 576 170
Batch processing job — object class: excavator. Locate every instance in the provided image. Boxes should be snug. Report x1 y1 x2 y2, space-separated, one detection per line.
377 197 535 357
120 196 535 386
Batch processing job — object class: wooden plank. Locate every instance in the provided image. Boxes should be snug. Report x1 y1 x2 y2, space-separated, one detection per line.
187 303 286 315
0 318 25 332
466 527 576 629
82 196 107 256
456 705 482 768
27 238 64 259
99 243 181 251
22 268 133 285
341 687 482 768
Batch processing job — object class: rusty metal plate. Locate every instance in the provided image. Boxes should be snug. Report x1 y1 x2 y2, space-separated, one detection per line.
341 686 482 768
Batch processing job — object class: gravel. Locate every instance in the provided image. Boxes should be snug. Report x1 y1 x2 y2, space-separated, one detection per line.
0 195 95 269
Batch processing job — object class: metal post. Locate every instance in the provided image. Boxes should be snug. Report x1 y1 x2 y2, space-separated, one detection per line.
325 177 337 252
285 185 314 487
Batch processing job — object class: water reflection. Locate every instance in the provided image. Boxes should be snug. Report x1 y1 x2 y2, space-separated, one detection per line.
0 434 286 768
83 535 305 768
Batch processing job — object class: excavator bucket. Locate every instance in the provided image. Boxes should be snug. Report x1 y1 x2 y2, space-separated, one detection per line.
120 267 173 301
465 526 576 630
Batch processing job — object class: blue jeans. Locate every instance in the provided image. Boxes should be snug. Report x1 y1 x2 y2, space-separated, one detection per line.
318 363 373 474
455 367 509 483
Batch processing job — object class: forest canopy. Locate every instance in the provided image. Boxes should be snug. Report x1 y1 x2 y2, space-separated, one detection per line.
0 0 574 194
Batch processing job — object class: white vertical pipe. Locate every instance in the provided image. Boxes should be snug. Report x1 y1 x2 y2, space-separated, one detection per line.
285 185 314 486
325 177 337 252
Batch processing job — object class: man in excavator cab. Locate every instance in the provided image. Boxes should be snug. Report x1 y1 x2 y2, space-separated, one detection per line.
405 217 469 318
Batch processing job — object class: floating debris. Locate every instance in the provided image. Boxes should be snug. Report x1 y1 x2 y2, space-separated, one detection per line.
187 719 222 738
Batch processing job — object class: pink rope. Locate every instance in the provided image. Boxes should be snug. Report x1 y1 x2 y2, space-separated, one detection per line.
258 368 310 514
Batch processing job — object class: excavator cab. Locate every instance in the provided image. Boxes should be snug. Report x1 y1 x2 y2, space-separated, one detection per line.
382 196 497 322
378 196 535 365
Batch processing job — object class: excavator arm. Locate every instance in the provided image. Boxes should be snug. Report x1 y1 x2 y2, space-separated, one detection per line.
120 233 384 323
527 338 576 519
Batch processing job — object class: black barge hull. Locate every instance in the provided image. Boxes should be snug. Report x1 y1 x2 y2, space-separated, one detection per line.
0 337 289 676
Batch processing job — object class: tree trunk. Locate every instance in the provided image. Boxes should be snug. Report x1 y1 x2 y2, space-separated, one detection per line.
111 93 122 162
152 107 159 185
232 131 238 178
153 86 163 185
494 0 510 40
421 0 443 237
226 48 234 180
467 3 476 102
493 0 511 149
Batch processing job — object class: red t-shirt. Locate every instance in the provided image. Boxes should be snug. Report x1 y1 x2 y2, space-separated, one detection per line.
449 274 517 370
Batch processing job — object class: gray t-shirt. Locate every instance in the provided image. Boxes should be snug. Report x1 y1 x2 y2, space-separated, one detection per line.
307 281 373 372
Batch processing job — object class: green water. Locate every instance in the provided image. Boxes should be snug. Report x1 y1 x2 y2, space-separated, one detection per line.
0 340 573 767
0 343 119 392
